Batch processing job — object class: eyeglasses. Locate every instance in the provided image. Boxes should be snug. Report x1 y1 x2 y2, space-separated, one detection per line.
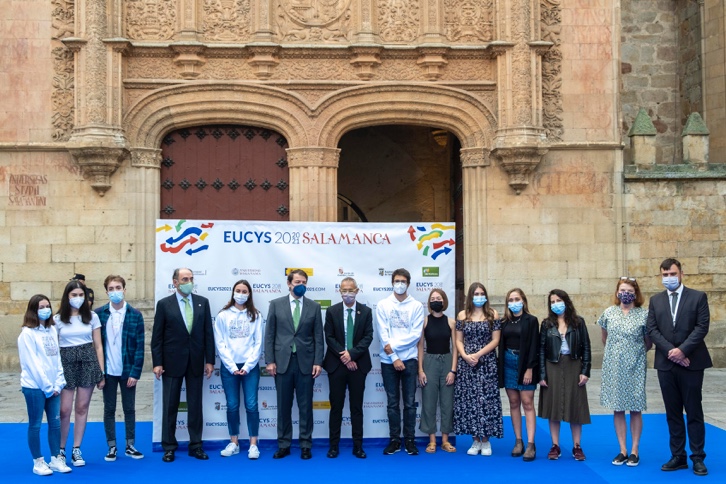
620 276 636 282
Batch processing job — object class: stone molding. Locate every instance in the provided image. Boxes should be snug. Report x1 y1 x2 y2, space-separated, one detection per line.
67 145 129 196
287 147 341 168
130 148 163 169
460 148 491 168
491 144 549 194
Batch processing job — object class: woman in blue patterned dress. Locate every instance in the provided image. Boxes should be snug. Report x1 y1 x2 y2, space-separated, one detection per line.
453 282 503 456
597 277 651 467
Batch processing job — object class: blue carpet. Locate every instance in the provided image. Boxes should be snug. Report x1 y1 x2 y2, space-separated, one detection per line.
0 415 722 482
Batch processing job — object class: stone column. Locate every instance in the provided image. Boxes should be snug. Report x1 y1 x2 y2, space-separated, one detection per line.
253 0 274 41
286 147 340 222
493 0 549 193
65 0 128 196
422 0 443 43
355 0 375 43
130 148 162 301
461 148 490 284
178 0 199 41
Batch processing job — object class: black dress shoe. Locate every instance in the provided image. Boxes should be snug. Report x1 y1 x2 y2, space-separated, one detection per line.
693 459 708 476
273 447 291 459
661 455 688 471
352 447 367 459
188 448 209 460
162 450 175 463
301 448 312 460
326 447 339 458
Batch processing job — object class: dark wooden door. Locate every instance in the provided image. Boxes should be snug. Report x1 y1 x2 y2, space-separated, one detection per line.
160 125 290 220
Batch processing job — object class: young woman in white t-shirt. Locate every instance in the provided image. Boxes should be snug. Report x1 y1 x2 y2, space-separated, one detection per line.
55 280 105 467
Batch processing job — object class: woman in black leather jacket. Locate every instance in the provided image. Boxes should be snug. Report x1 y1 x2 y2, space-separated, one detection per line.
538 289 591 462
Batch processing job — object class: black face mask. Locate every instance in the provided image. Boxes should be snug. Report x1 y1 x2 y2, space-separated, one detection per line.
430 301 444 313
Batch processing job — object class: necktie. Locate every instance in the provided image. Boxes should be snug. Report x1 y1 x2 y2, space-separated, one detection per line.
183 297 193 333
292 299 300 353
346 308 354 349
670 292 678 323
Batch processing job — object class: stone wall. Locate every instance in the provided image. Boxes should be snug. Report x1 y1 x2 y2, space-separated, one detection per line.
676 0 704 127
703 0 726 160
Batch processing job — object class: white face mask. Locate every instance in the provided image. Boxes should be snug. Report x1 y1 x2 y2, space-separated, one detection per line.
233 293 249 306
69 296 85 309
393 282 407 295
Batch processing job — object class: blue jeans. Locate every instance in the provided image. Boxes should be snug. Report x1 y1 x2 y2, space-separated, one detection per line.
381 359 418 441
220 364 260 437
22 387 60 459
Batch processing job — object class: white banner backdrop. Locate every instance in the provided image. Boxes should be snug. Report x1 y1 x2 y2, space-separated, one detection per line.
153 220 456 447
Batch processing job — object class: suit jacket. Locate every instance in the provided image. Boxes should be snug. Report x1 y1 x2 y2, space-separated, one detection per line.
323 302 374 374
265 295 324 374
95 302 145 380
151 293 215 378
647 286 712 371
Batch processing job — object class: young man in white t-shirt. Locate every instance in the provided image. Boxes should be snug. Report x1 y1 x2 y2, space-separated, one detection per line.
375 268 425 456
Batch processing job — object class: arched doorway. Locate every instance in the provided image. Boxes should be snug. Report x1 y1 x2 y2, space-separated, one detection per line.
336 125 464 305
159 125 290 220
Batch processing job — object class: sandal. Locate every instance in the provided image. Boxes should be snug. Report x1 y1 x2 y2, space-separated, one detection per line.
425 442 437 453
441 442 456 453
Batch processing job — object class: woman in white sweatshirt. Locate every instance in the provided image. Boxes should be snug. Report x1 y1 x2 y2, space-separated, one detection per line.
18 294 72 476
214 279 265 460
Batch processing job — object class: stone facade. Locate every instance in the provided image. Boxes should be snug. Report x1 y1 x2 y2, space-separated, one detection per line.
0 0 725 370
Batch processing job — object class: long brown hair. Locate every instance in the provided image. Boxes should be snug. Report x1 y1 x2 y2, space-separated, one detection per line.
463 282 495 325
22 294 53 329
58 280 93 324
221 279 258 322
543 289 582 328
504 288 530 321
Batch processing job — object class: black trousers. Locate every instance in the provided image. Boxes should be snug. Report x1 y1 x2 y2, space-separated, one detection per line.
161 363 204 452
275 354 314 449
657 366 706 461
327 365 367 447
102 375 137 446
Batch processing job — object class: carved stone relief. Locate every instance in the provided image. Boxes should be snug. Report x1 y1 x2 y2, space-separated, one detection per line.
202 0 252 42
51 0 74 141
439 57 494 81
378 0 420 42
125 0 178 41
199 58 255 79
126 56 181 79
272 56 358 80
275 0 353 42
443 0 493 43
511 0 532 126
541 0 564 141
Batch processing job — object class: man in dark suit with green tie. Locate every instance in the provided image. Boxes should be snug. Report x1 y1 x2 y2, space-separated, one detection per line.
265 269 324 460
323 277 373 459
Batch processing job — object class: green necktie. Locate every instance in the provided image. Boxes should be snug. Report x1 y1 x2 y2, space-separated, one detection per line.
183 297 193 333
292 299 300 353
346 308 354 349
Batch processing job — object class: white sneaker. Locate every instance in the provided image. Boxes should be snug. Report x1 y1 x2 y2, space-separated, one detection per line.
467 441 482 455
248 444 260 460
71 447 85 467
33 458 53 476
220 442 239 457
49 456 72 473
480 440 492 456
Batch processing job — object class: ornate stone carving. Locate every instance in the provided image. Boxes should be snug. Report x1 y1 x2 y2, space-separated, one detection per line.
248 46 280 79
275 0 353 42
287 147 340 167
439 58 494 81
51 1 75 141
378 0 420 42
126 56 180 79
460 148 491 168
492 146 548 194
540 0 564 141
125 0 178 41
350 47 382 81
443 0 493 43
67 146 129 196
171 44 207 79
131 148 162 168
374 59 421 81
273 56 356 80
200 57 255 79
416 48 447 81
511 0 532 126
202 0 252 42
51 47 75 141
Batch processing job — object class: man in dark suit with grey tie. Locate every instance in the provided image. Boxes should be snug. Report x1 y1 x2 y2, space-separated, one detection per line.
323 277 373 459
151 268 215 463
647 258 712 476
265 269 324 459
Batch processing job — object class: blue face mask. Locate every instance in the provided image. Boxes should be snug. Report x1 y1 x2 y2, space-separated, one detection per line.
38 308 52 321
293 284 307 297
108 291 124 304
551 301 566 315
662 276 680 292
472 295 487 307
508 301 524 314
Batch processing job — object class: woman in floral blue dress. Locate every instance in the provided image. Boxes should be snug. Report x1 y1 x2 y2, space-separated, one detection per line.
453 282 503 456
597 277 651 467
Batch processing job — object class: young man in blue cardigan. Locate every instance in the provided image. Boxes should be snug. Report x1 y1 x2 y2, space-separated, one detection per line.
95 275 145 462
